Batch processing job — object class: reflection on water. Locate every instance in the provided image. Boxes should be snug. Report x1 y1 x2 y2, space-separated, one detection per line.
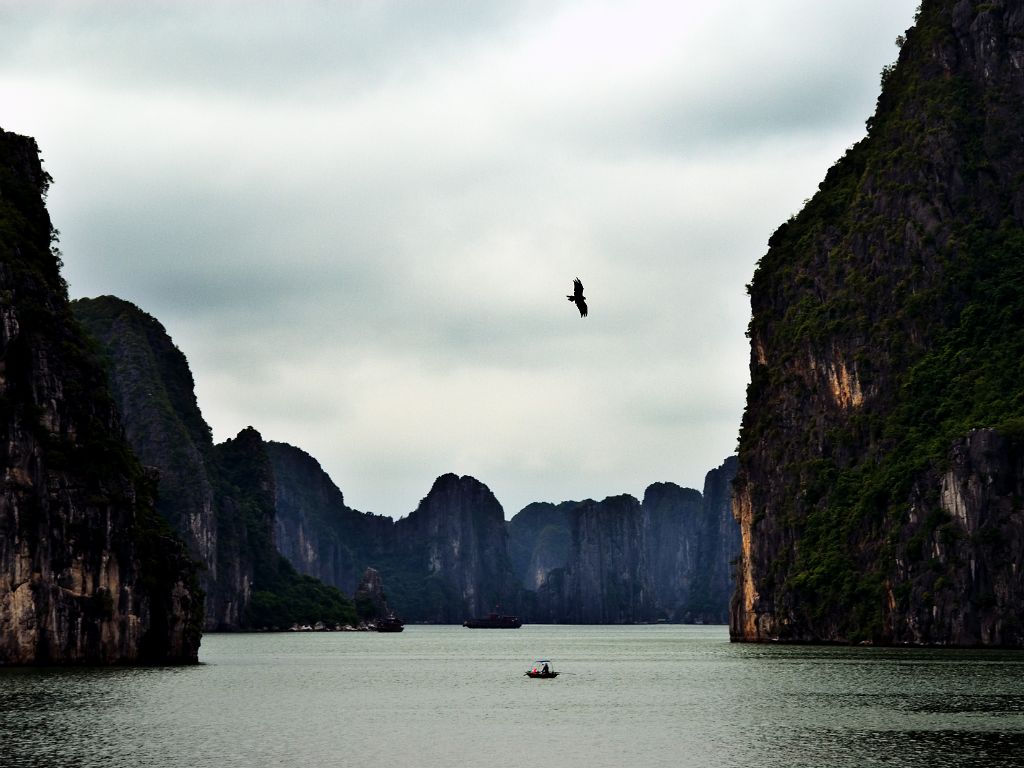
1 626 1022 768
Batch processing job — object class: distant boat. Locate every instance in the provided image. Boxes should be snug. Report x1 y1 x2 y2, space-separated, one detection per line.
525 659 558 679
375 612 405 632
463 608 522 629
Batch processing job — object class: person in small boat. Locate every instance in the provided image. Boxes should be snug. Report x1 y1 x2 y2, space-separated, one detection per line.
541 662 549 675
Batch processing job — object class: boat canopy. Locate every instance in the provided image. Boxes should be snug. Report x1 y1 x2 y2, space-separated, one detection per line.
527 659 557 676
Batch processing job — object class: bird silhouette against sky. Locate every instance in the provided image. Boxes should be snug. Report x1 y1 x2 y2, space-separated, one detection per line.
567 277 587 317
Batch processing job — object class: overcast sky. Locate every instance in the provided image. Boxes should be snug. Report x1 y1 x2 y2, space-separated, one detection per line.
1 1 919 518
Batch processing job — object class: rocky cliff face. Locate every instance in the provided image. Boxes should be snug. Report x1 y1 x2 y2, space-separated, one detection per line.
270 448 740 625
698 457 742 620
531 494 654 624
0 129 201 664
71 288 742 627
266 441 393 596
733 0 1024 645
268 446 519 623
645 456 740 623
354 567 388 620
72 299 356 629
642 483 705 620
516 458 740 624
508 502 572 591
70 297 216 559
392 473 517 623
72 296 247 629
896 428 1024 644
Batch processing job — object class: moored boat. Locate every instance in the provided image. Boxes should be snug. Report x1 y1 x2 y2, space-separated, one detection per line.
375 612 405 632
463 608 522 629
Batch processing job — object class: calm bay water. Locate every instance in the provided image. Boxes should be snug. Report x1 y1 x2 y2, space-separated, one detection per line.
2 625 1023 767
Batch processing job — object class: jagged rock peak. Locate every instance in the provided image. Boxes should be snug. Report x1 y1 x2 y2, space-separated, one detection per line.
642 482 703 510
418 473 505 517
428 472 489 493
229 426 263 446
266 440 345 506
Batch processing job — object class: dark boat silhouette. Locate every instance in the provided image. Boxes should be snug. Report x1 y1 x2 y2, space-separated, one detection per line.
375 611 405 632
463 608 522 629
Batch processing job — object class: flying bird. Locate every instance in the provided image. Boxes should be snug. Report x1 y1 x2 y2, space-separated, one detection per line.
567 277 587 317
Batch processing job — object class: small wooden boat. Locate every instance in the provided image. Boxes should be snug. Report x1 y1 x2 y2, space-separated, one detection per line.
525 659 558 678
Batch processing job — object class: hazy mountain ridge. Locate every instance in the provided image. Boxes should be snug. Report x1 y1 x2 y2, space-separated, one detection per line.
73 298 740 627
733 0 1024 645
270 439 739 624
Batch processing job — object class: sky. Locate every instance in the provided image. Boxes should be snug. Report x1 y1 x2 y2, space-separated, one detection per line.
1 0 920 519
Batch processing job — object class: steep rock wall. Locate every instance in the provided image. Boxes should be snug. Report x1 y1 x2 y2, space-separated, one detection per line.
508 502 572 591
733 0 1024 645
520 458 740 624
268 446 515 624
267 441 393 596
72 296 247 629
73 299 356 630
394 473 516 623
646 457 741 623
534 494 653 624
0 129 201 663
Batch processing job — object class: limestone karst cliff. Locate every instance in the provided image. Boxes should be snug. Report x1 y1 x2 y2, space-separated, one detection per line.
73 294 740 626
353 567 389 620
647 456 740 623
73 298 356 629
733 0 1024 645
515 457 740 624
270 443 740 624
72 296 247 629
269 445 518 624
70 300 513 626
215 427 357 629
526 494 653 623
266 440 393 596
508 502 572 592
0 129 201 664
394 472 518 623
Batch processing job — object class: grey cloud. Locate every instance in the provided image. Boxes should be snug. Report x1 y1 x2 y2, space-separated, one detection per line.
4 0 921 518
1 1 551 100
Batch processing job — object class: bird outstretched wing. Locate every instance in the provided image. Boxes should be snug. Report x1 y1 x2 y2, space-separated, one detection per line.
571 277 587 317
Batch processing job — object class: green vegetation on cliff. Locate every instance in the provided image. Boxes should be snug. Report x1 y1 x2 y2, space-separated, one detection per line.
738 1 1024 642
214 428 358 629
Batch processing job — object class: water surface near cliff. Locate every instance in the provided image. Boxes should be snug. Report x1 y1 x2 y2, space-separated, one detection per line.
2 626 1022 767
